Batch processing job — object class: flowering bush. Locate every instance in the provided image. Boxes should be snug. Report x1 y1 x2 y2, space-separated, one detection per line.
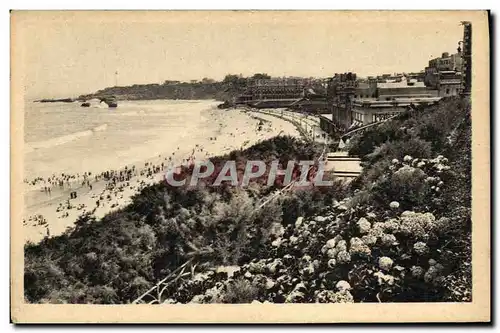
24 99 472 304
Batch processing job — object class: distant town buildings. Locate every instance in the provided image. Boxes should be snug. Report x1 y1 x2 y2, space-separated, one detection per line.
324 72 441 130
235 21 471 135
320 23 471 132
249 77 306 100
234 76 328 109
326 73 358 129
424 51 464 97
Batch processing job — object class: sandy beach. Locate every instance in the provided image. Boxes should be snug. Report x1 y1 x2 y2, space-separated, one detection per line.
23 105 304 244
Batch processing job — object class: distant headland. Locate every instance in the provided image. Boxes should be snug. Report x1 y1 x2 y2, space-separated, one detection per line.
36 74 274 103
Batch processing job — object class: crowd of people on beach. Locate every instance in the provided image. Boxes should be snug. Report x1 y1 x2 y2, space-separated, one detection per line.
23 108 299 240
23 144 213 231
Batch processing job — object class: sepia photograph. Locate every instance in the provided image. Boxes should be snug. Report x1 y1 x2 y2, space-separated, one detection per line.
10 10 490 323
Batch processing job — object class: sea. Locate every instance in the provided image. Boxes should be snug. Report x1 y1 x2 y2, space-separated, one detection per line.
24 99 219 180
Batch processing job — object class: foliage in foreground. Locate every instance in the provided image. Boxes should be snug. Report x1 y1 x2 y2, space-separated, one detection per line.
25 97 472 303
24 136 342 304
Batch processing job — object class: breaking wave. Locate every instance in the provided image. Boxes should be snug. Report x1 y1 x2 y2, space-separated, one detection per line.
25 124 108 153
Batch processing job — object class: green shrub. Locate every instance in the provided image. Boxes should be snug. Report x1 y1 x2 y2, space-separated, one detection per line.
217 278 263 303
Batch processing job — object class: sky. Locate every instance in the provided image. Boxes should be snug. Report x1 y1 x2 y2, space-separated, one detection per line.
13 11 471 98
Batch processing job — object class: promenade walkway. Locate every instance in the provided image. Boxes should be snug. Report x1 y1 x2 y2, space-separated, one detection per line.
246 108 362 182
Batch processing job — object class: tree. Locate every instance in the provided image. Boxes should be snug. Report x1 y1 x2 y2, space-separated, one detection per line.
223 74 241 84
201 78 215 84
251 73 271 80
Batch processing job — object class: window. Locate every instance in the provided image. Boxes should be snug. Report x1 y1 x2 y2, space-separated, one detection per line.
446 88 450 95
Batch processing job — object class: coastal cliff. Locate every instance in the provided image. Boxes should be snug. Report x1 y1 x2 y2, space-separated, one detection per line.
77 82 235 101
36 74 270 103
77 75 262 102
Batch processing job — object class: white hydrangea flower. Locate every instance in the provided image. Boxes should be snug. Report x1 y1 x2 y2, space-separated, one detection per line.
411 266 425 278
403 155 413 163
337 250 351 264
395 165 417 176
315 290 355 303
413 241 429 255
361 234 377 246
369 227 384 239
389 201 400 209
357 217 371 234
326 248 338 259
335 240 347 252
325 235 341 249
399 211 437 239
392 158 399 164
333 290 354 303
327 258 337 269
383 219 399 233
381 233 397 247
349 237 372 256
271 239 281 247
336 280 352 292
378 256 394 271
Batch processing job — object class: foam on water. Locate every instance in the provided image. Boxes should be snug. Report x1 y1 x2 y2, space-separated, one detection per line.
25 124 108 153
24 100 218 179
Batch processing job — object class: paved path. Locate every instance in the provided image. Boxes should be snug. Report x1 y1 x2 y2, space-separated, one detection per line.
325 151 362 181
248 108 362 182
252 108 329 144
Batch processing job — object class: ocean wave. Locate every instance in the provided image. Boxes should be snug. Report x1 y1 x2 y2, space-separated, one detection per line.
25 124 108 153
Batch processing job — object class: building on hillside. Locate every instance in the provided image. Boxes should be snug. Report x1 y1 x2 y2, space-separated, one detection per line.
424 51 464 96
326 72 440 130
406 71 425 82
350 97 441 126
248 77 306 100
377 79 437 100
427 52 463 72
234 77 308 107
353 81 377 99
326 73 358 129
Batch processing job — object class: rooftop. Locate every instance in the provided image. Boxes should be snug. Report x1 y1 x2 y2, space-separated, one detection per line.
377 80 426 89
353 97 441 108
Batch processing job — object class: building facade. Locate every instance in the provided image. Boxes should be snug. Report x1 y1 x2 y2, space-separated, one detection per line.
248 77 306 101
326 72 441 130
424 51 464 96
326 73 358 129
351 98 441 126
377 80 437 100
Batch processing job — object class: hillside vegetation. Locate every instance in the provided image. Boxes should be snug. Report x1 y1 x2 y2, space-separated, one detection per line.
77 74 269 102
24 97 472 303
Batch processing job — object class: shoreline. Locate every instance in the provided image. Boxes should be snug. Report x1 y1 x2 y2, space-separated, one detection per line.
23 106 303 244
